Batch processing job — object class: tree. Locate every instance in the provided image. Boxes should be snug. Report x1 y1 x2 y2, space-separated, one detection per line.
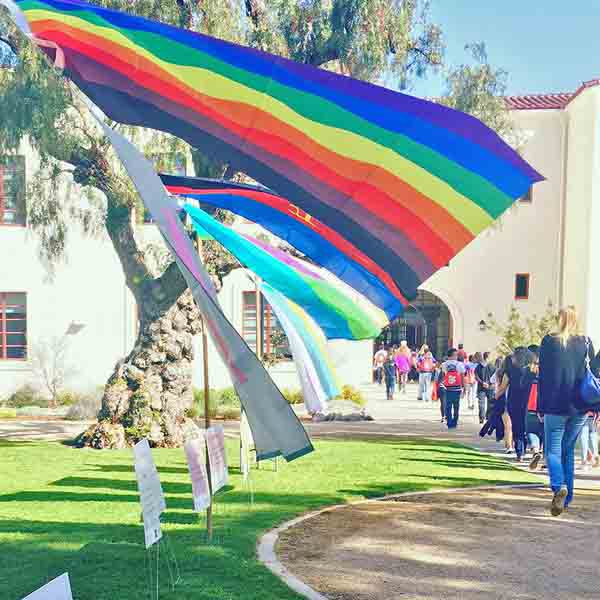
486 303 559 357
0 0 507 448
30 335 77 407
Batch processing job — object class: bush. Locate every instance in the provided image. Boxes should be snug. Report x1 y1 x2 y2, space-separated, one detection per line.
192 388 219 418
218 387 240 407
282 388 304 405
6 385 47 408
55 390 82 407
339 384 367 408
0 408 16 419
65 390 102 421
218 406 241 420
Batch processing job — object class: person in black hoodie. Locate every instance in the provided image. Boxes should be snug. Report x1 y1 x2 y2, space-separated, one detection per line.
501 347 536 462
539 306 595 516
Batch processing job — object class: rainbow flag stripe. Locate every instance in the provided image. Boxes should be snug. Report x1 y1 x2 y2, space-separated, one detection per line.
184 204 387 340
18 0 542 300
162 174 406 319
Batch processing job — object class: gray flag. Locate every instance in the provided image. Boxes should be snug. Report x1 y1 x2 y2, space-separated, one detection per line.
96 119 313 462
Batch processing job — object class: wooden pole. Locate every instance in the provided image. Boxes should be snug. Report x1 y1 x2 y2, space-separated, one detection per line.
194 228 213 542
201 317 213 542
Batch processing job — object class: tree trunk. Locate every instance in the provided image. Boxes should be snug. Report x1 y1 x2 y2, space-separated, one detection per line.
81 291 203 448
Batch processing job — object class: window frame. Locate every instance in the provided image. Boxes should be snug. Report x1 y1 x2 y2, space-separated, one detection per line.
0 157 27 227
241 291 290 358
515 273 530 300
0 292 28 361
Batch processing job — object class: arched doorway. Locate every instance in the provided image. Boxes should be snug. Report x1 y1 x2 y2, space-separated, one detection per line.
376 290 453 360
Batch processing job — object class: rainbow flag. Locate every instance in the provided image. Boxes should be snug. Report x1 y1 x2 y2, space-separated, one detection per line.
11 0 543 302
261 283 340 414
162 174 406 319
184 204 388 340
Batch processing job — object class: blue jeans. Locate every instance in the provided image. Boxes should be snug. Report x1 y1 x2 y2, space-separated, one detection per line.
544 413 588 505
445 390 461 428
527 432 542 451
418 372 433 401
580 415 599 462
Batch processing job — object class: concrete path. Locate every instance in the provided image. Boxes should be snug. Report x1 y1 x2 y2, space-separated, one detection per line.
273 383 600 600
0 419 92 442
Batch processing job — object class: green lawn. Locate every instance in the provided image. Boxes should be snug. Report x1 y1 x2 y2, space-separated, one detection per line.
0 437 537 599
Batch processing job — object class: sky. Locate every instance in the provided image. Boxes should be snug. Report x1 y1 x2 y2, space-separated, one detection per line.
411 1 600 98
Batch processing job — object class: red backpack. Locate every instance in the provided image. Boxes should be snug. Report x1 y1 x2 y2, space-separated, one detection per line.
443 367 463 389
464 367 476 385
419 357 434 372
527 382 538 412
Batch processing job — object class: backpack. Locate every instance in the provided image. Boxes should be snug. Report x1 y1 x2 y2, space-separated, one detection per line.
464 366 476 385
443 365 463 389
419 357 434 372
527 381 538 412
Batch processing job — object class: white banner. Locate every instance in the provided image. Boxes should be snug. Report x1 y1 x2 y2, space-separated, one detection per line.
133 439 166 548
22 573 73 600
206 425 229 493
184 436 211 512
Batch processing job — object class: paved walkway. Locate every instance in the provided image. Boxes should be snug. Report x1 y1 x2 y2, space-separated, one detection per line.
274 383 600 600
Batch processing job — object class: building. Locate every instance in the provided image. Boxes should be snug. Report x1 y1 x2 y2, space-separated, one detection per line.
2 80 600 397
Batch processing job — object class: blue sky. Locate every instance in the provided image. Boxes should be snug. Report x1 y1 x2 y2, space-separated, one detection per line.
412 1 599 98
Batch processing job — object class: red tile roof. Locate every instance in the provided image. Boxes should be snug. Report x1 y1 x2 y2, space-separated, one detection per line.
504 93 573 110
505 80 600 110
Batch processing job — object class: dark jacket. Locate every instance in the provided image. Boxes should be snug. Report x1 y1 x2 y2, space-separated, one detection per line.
383 361 396 384
538 334 594 415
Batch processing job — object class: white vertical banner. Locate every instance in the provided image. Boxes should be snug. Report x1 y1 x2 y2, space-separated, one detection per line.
133 439 166 548
206 425 229 493
184 435 211 512
240 411 254 481
22 573 73 600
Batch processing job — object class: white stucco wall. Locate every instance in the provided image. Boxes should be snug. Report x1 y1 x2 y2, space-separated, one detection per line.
562 86 600 342
423 108 565 353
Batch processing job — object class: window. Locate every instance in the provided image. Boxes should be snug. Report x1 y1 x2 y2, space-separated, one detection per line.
520 186 533 203
242 291 290 358
515 274 530 300
0 156 26 226
0 293 27 360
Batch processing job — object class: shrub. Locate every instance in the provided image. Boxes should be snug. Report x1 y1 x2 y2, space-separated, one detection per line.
218 406 241 420
192 388 219 418
339 385 367 408
55 390 82 406
185 404 201 419
0 408 17 419
282 388 304 405
6 385 47 408
65 390 102 421
218 387 240 407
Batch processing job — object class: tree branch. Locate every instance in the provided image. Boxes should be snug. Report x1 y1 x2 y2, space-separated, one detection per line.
0 35 18 55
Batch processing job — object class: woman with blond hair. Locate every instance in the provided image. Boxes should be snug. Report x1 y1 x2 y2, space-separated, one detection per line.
395 341 412 394
539 306 595 516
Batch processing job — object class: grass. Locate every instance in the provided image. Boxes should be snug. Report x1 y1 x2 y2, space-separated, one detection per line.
0 437 537 599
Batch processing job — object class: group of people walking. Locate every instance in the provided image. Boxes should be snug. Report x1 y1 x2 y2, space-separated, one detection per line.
373 341 478 428
372 306 600 515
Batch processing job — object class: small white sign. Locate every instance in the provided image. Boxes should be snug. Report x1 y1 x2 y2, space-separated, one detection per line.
133 439 166 548
22 573 73 600
206 425 229 493
240 412 254 481
184 436 211 512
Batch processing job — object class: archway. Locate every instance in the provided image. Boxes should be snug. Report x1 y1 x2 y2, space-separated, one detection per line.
376 290 453 360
